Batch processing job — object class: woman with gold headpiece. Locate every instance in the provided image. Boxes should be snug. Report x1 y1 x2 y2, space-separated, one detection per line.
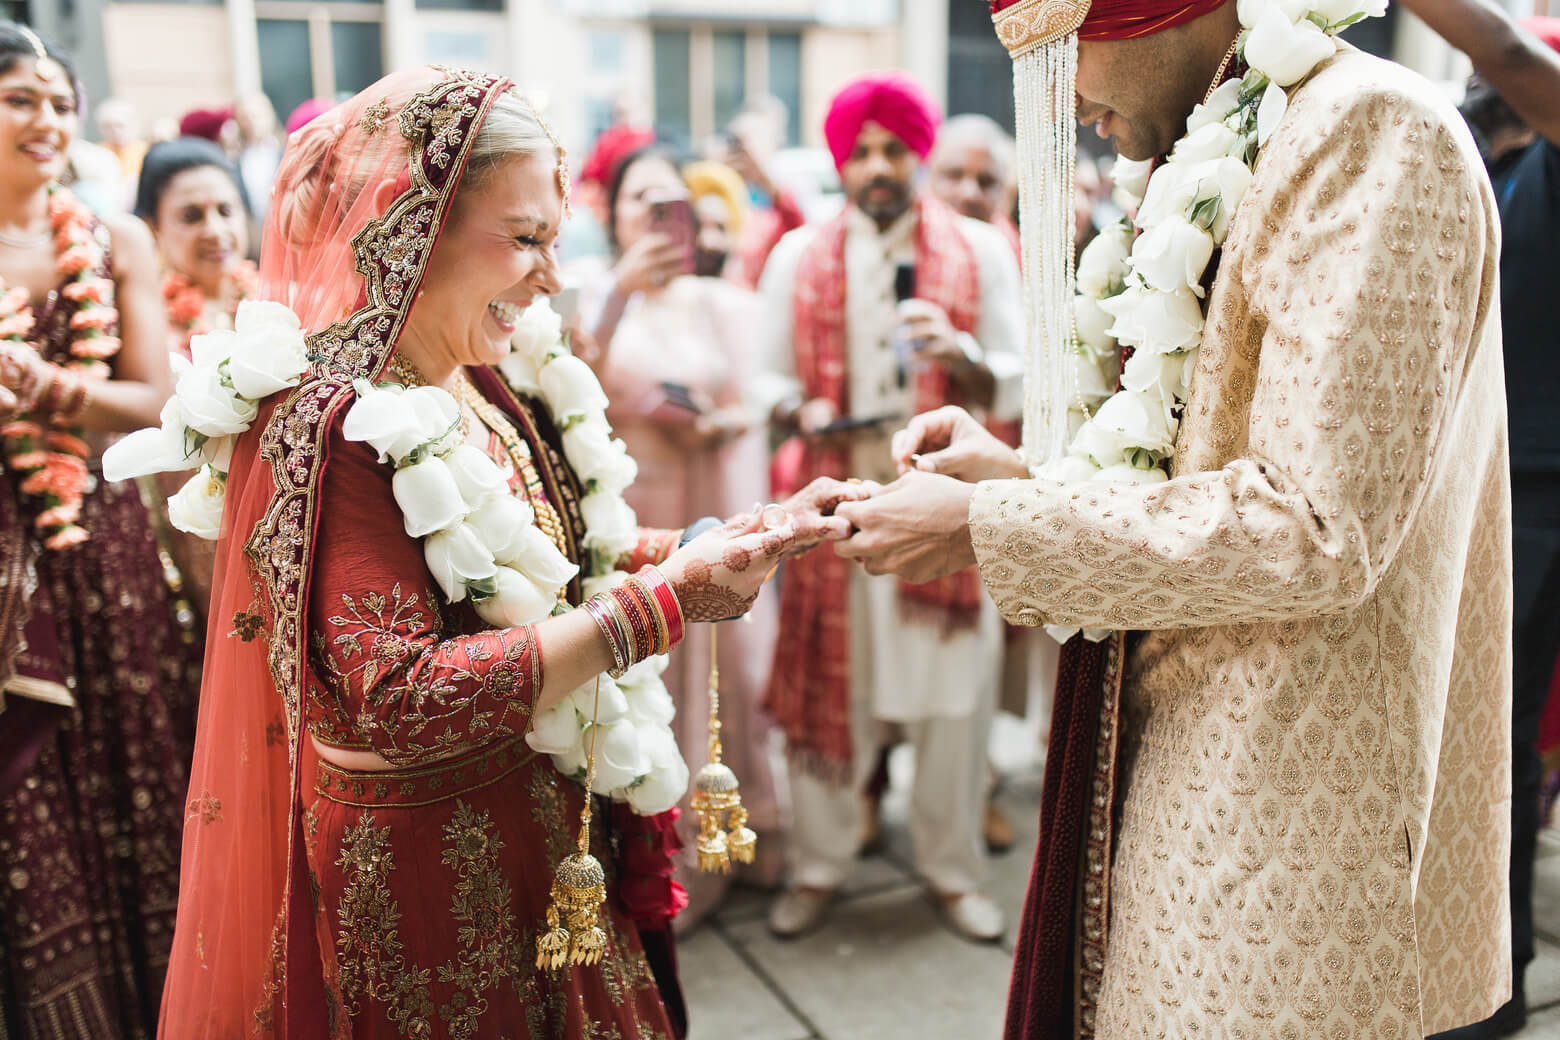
0 21 202 1040
116 68 863 1038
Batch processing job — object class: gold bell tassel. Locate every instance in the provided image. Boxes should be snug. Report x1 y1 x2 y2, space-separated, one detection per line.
537 677 609 970
690 626 756 873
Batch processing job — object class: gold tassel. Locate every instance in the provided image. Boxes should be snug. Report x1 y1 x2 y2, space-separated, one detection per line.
537 677 609 971
690 625 757 873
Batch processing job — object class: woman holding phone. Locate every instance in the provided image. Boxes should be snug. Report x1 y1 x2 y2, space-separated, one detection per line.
579 146 786 927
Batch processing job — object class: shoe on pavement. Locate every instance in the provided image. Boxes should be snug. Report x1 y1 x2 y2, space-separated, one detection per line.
939 890 1005 943
768 887 834 939
983 801 1016 854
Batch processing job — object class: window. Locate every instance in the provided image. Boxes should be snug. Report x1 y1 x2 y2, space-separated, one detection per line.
330 21 383 101
258 18 312 130
712 30 746 138
767 31 801 146
652 28 691 146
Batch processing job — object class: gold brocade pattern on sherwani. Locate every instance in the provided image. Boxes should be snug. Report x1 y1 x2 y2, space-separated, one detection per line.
970 50 1512 1039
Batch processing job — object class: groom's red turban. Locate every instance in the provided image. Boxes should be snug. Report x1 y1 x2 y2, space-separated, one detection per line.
991 0 1229 41
823 73 941 174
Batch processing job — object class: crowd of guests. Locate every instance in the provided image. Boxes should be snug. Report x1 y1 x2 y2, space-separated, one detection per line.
0 2 1556 1036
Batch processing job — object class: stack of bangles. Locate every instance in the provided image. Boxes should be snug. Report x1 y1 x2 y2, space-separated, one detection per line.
3 356 89 423
582 565 686 678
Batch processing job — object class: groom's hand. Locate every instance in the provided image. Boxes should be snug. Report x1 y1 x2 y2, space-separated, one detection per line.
834 470 977 583
891 406 1027 482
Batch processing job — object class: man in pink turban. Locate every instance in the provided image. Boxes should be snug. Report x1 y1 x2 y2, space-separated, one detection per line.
752 72 1025 944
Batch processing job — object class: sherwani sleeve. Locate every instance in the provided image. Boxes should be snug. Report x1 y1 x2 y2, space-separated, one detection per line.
969 83 1491 631
307 421 541 766
962 216 1026 422
744 226 808 420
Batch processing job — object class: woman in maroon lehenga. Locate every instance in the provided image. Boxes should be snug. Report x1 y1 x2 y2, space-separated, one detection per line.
0 22 201 1040
150 68 862 1039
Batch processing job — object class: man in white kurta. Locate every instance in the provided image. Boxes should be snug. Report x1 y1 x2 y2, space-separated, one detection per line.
752 73 1024 941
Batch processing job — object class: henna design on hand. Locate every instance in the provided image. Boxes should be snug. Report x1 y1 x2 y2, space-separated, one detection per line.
673 558 754 623
722 542 755 573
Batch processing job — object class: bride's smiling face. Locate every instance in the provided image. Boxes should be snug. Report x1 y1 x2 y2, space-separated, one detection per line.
406 151 564 373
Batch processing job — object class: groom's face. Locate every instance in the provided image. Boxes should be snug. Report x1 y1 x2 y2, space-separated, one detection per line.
1075 23 1216 162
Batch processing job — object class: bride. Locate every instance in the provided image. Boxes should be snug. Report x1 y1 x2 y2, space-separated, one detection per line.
119 67 862 1039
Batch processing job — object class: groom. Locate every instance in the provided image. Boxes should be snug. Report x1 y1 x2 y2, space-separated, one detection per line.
826 0 1514 1036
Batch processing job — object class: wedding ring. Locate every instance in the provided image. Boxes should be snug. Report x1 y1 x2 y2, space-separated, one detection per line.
760 503 789 530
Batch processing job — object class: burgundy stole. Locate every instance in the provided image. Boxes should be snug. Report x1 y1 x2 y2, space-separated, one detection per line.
765 195 984 779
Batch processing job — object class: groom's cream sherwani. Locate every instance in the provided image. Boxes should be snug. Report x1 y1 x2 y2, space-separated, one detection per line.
973 48 1512 1037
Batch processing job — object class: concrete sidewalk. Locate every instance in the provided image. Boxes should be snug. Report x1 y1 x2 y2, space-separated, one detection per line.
681 726 1560 1039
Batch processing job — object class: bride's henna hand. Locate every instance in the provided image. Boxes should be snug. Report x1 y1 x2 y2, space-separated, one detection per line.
663 514 795 622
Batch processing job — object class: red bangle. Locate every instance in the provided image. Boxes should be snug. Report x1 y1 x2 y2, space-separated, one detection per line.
636 565 684 651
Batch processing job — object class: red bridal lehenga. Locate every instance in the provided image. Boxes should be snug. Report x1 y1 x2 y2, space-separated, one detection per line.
159 68 686 1040
0 242 203 1038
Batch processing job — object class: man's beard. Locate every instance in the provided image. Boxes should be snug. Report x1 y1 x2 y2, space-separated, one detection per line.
854 177 912 225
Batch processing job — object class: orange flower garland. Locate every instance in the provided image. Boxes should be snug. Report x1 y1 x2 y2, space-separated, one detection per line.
0 187 121 550
161 260 259 358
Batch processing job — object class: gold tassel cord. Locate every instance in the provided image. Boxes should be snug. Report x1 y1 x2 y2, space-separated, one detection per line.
691 625 756 872
537 676 609 971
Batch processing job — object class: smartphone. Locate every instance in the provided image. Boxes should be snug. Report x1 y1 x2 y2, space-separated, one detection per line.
645 189 696 276
657 381 702 414
893 262 917 388
814 412 900 436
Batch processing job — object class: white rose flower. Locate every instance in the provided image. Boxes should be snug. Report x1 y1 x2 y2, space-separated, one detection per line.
587 719 650 793
1127 216 1216 296
473 564 555 626
623 679 676 727
562 417 638 493
538 354 609 425
466 494 536 564
624 726 689 815
344 386 420 464
581 490 638 552
1120 346 1189 402
103 398 200 481
1244 3 1337 86
1110 157 1153 209
234 299 302 337
1185 80 1242 134
507 524 580 588
552 733 588 779
1074 293 1116 352
423 523 497 603
1075 222 1132 297
1311 0 1380 25
1183 156 1254 241
442 443 511 509
167 465 227 539
1237 0 1310 27
1035 455 1103 483
403 385 464 457
174 357 259 437
1093 462 1170 485
1257 79 1289 146
227 316 308 400
1071 348 1116 407
391 456 466 537
1070 389 1177 467
188 328 238 371
1133 161 1200 231
1100 283 1204 355
569 678 629 725
201 433 235 472
497 350 543 396
510 298 564 366
1171 121 1242 165
526 700 581 755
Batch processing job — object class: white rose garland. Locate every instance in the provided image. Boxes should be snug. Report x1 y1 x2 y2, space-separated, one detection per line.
1037 0 1381 642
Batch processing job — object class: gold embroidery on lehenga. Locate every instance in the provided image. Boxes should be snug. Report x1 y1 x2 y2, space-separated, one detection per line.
332 802 535 1037
185 793 223 824
231 605 265 642
529 769 572 865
